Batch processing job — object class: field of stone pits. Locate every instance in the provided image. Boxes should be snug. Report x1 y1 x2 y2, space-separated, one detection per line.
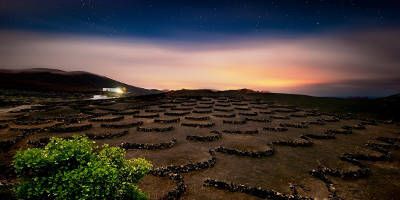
1 96 400 200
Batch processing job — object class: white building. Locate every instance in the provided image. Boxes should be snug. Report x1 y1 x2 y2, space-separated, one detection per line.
102 87 125 94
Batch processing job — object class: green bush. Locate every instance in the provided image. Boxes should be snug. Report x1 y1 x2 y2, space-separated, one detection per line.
13 136 152 200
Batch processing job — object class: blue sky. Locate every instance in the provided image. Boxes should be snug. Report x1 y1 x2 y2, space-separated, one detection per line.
0 0 400 97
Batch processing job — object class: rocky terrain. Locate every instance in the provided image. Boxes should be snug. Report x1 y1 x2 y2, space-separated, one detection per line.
0 92 400 199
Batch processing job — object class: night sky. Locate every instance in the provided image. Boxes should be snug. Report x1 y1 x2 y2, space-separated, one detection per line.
1 0 400 97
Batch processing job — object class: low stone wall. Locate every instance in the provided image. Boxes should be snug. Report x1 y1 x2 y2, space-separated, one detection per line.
101 121 143 128
134 113 160 118
0 134 24 150
0 123 8 129
185 116 210 121
342 124 366 130
251 105 269 110
213 113 236 118
27 137 51 148
14 119 52 125
310 164 370 180
223 119 246 124
259 111 275 115
304 120 326 125
159 104 177 108
302 133 335 139
119 110 140 115
151 150 216 175
214 146 273 158
203 179 311 200
234 107 251 111
181 102 196 106
120 138 177 150
322 117 340 122
222 129 259 135
214 103 231 107
86 130 129 139
359 120 378 126
198 102 214 105
376 137 400 144
186 131 222 142
325 129 352 135
341 152 390 162
272 138 313 147
231 102 247 105
270 115 290 120
192 109 212 114
263 127 288 132
145 109 166 113
245 117 271 123
214 108 234 112
137 126 174 132
181 122 215 128
171 107 193 111
279 123 309 129
165 111 191 116
89 116 124 122
155 172 186 200
289 113 307 118
49 123 93 133
195 105 213 109
154 118 180 123
238 112 258 116
273 109 296 113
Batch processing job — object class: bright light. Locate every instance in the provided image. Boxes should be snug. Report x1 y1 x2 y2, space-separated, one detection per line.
115 87 124 94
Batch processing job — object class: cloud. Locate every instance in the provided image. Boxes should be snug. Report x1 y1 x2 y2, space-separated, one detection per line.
0 28 399 97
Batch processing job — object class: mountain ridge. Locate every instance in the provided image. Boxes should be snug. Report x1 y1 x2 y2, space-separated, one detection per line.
0 68 157 95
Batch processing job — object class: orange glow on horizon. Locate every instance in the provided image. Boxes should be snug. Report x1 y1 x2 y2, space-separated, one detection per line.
1 30 399 96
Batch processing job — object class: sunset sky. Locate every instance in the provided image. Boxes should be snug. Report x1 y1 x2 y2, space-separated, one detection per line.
1 0 400 97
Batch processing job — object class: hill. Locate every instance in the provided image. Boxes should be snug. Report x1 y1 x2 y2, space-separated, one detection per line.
0 68 157 95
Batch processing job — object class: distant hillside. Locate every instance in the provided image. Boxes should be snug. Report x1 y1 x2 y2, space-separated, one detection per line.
0 68 157 95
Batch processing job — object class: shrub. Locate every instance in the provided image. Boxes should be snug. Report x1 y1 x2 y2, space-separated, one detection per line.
13 136 152 200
